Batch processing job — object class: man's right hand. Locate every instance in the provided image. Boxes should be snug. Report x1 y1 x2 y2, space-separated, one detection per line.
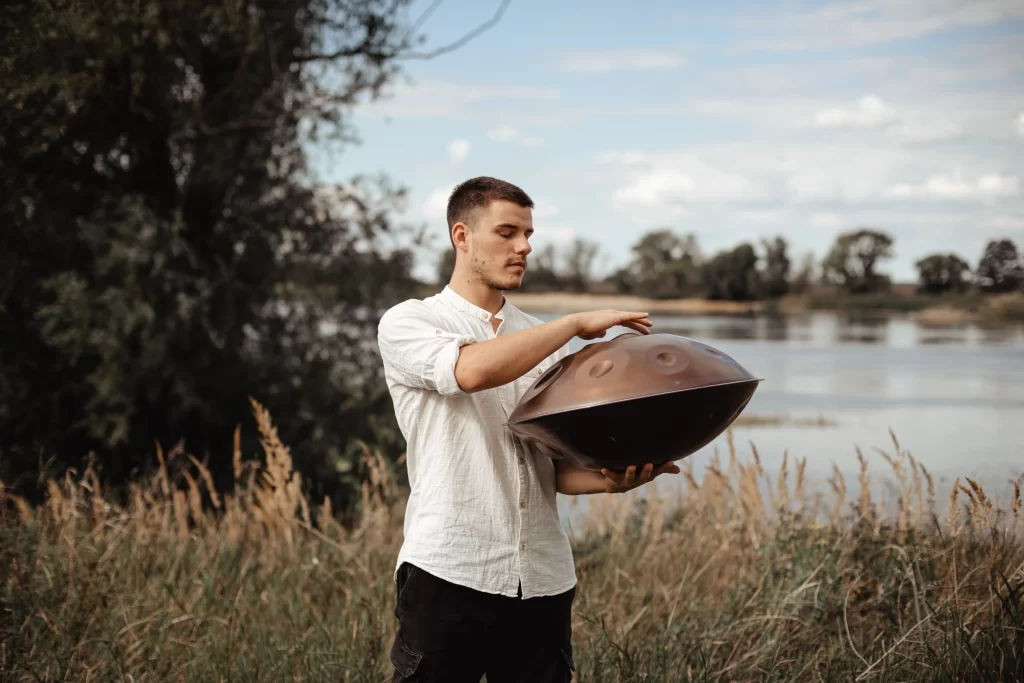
571 310 653 340
453 309 654 393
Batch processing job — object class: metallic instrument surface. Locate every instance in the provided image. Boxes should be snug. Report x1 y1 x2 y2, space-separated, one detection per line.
507 331 761 470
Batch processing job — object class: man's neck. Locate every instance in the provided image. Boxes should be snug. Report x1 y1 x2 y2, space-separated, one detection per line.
447 274 506 316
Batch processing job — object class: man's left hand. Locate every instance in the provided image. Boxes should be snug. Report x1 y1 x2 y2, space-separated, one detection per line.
599 462 681 493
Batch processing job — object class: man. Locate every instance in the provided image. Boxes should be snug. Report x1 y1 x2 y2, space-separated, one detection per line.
377 176 680 682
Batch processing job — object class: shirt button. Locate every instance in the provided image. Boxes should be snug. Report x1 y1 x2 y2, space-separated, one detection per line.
518 456 524 465
520 543 526 551
519 499 525 509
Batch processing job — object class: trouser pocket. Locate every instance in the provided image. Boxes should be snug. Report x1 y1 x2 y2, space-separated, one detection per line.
390 633 423 682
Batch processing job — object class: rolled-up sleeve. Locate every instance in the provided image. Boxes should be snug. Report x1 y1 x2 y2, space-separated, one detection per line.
377 301 477 396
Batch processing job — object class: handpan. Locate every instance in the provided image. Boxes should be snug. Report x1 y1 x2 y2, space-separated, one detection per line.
507 331 761 471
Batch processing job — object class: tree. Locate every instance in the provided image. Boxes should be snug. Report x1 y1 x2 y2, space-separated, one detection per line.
508 243 559 292
790 251 816 295
761 236 791 298
702 243 762 301
561 238 601 293
436 248 456 287
821 229 894 294
0 0 507 505
975 239 1024 293
915 253 972 294
618 229 703 299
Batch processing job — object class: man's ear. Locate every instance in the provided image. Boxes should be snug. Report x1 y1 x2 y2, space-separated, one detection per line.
451 221 471 251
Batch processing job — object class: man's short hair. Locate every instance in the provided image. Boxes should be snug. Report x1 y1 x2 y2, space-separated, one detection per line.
447 177 534 247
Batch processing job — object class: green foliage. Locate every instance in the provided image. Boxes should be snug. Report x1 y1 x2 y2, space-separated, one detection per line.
702 242 762 301
761 236 791 298
976 239 1024 294
916 252 972 294
821 228 895 294
518 242 566 292
0 0 433 506
616 229 704 299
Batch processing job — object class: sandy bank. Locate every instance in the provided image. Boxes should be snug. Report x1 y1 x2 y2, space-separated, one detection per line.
505 292 763 315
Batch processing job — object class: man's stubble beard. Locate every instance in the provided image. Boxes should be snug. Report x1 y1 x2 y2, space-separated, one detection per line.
470 253 522 291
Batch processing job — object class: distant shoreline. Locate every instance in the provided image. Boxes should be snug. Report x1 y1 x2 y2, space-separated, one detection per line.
504 291 1024 325
505 292 763 315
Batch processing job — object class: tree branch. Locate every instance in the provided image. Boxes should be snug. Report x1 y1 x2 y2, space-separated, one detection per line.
294 0 511 63
398 0 511 60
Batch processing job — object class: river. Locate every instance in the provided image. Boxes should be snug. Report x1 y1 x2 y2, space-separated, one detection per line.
523 310 1024 514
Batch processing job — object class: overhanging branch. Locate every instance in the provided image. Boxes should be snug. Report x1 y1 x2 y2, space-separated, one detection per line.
295 0 511 63
398 0 511 60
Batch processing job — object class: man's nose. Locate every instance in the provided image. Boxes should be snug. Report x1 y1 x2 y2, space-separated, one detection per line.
515 236 532 255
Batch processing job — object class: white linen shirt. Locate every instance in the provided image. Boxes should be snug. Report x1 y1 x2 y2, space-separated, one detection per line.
376 285 577 599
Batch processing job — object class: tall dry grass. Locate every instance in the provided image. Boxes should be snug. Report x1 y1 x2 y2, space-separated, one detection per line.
1 400 1022 682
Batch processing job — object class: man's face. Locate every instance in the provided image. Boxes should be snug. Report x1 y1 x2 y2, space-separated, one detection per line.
458 200 534 291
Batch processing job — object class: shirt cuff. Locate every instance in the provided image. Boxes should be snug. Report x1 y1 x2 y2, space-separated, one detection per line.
432 332 478 396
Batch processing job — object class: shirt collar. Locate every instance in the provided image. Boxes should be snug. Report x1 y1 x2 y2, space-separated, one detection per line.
440 285 508 322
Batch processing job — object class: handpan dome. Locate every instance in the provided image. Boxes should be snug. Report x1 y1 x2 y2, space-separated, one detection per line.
507 331 761 471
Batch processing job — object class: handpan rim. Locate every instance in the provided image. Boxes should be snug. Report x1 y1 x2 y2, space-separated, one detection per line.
508 376 763 425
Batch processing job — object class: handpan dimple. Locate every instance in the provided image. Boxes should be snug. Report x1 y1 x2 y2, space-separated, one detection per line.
574 347 631 388
645 343 692 376
507 332 761 472
589 359 614 378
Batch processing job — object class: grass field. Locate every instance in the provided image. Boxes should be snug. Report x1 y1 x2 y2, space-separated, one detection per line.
2 399 1022 681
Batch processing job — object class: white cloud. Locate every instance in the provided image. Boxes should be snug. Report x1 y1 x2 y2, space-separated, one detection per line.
361 80 560 122
1017 112 1024 139
814 94 896 128
601 142 912 211
740 209 788 225
810 94 965 143
533 202 560 219
612 169 696 208
736 0 1024 51
422 185 454 222
986 215 1024 232
812 212 844 228
447 139 471 163
559 48 685 74
886 172 1021 200
487 126 545 147
534 224 576 245
888 114 964 144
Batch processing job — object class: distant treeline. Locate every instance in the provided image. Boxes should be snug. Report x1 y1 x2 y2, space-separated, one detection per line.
437 229 1024 301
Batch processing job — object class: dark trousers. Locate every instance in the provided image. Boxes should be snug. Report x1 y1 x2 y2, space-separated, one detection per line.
389 562 576 682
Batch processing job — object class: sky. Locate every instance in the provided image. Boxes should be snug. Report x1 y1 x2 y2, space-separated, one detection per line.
310 0 1024 285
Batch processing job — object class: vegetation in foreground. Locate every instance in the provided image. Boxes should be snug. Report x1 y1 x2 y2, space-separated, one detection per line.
2 401 1022 682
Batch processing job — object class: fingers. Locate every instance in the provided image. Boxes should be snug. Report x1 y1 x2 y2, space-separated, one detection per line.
601 462 680 493
623 320 652 334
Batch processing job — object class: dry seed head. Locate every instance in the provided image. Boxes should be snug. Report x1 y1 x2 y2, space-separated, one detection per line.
795 457 806 505
1011 481 1020 522
189 454 221 509
183 470 204 525
856 448 872 514
749 441 763 476
156 441 170 498
233 425 242 482
921 464 935 502
776 450 790 510
888 427 900 454
965 478 991 511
